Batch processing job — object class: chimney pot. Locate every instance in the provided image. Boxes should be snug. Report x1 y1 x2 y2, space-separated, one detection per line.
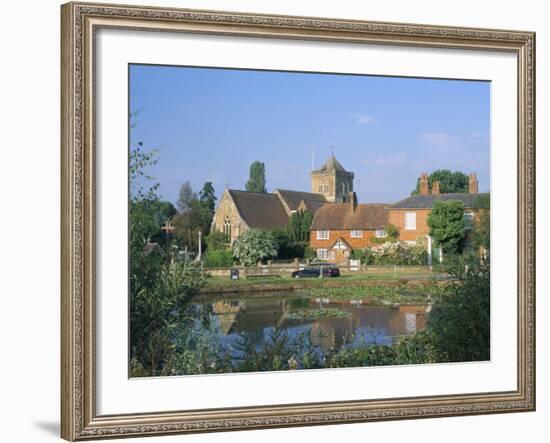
431 180 440 195
419 173 430 195
348 191 357 212
468 173 478 194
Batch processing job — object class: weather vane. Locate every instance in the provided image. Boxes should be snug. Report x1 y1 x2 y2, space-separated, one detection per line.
331 142 335 157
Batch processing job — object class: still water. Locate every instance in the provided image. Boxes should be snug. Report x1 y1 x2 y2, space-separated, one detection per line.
192 291 430 354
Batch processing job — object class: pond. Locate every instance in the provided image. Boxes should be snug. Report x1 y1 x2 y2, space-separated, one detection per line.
191 291 431 355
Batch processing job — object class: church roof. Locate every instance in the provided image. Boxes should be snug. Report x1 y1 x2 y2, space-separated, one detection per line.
311 203 388 230
274 189 327 212
316 155 348 172
388 193 488 209
228 190 289 229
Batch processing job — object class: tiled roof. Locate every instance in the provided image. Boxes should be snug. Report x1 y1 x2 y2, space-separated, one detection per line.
274 189 327 212
313 155 348 173
228 190 289 229
310 203 388 230
299 199 326 214
388 193 488 209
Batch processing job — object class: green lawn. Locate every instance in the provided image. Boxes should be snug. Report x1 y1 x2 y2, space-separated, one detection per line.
203 269 442 290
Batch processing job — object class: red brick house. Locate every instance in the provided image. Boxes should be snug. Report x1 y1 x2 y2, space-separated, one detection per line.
309 193 388 262
386 173 484 244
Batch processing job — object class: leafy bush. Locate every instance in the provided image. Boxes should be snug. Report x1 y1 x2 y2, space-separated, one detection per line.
270 229 305 259
304 246 316 260
354 241 427 265
205 230 230 250
233 229 278 266
203 249 234 268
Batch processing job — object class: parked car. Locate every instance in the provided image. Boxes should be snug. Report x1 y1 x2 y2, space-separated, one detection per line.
292 265 340 278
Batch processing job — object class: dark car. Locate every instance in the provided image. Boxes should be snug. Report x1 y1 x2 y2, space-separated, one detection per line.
292 265 340 278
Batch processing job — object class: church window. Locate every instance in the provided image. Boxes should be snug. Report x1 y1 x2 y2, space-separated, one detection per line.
223 216 231 236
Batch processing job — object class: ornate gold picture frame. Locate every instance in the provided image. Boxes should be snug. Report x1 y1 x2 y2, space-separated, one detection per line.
61 1 535 440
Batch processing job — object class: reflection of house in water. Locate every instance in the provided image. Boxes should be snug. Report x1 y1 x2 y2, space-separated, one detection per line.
387 305 428 337
211 298 291 335
209 296 430 352
212 301 242 335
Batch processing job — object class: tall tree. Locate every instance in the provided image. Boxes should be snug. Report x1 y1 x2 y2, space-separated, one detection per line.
177 181 198 213
199 182 217 213
412 169 469 195
427 200 466 254
287 210 313 243
245 161 267 193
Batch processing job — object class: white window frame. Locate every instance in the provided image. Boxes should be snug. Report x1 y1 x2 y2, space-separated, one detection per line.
464 211 474 229
317 249 329 259
375 229 387 238
316 229 329 240
350 229 363 238
405 212 417 230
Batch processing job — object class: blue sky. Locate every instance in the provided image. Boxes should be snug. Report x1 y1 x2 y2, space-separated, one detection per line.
129 64 490 205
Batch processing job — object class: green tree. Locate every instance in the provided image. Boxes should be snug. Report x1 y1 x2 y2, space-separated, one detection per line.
412 169 469 195
177 181 198 213
427 200 466 254
131 199 177 248
245 161 267 193
287 210 313 243
428 254 490 362
233 229 278 266
198 182 217 235
199 182 217 213
472 193 490 251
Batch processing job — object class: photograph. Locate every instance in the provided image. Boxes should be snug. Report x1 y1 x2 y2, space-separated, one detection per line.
128 64 491 378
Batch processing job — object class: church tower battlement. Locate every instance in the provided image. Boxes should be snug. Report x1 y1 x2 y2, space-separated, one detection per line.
310 155 354 203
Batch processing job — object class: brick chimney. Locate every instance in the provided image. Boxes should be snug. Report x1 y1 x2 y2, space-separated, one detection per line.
431 180 440 195
419 173 429 195
469 173 478 194
348 191 357 213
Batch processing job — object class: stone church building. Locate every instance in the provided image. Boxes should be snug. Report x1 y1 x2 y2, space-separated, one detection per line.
211 155 350 244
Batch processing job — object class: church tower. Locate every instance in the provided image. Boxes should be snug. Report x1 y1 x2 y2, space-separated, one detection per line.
310 155 354 203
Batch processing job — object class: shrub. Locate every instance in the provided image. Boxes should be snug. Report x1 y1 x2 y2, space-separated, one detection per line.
203 249 234 268
359 241 427 265
206 230 230 250
233 229 278 266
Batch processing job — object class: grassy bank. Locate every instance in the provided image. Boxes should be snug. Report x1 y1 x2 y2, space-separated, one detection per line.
200 271 447 294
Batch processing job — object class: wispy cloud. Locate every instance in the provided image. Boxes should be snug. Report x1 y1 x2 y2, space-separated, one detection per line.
356 114 374 125
418 132 457 152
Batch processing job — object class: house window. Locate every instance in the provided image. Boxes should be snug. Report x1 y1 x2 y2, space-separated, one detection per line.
350 230 363 238
405 212 416 230
223 216 231 236
317 249 330 259
375 229 387 238
317 229 329 240
464 211 474 229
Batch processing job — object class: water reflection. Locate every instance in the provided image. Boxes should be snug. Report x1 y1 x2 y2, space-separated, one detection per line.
195 291 430 353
